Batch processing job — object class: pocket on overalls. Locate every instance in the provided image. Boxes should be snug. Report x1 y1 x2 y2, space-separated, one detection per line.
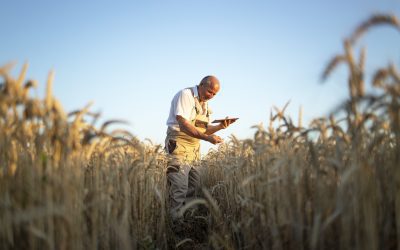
166 139 182 168
167 139 177 154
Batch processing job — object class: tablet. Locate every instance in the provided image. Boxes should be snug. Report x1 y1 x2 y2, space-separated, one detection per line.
211 118 239 123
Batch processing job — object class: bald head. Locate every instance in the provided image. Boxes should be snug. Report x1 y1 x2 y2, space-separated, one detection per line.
200 75 220 89
198 75 220 102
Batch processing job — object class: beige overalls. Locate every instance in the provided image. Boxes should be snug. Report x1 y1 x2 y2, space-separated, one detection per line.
165 89 210 220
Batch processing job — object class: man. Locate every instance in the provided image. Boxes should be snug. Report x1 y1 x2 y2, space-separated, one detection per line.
165 75 235 222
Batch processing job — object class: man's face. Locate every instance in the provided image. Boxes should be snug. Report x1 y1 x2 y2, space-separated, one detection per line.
200 83 220 102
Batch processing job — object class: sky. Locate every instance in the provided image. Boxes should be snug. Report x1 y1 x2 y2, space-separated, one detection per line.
1 0 400 154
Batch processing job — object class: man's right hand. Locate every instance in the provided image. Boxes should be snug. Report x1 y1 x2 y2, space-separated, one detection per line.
206 134 223 144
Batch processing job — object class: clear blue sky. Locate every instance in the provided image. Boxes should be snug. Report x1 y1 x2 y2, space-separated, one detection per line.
2 0 400 153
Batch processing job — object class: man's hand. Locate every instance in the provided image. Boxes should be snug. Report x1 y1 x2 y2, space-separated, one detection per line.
206 134 223 144
205 117 237 136
219 117 237 129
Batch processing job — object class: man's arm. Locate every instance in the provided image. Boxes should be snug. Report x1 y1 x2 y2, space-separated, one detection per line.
205 124 224 135
176 115 222 144
205 118 237 135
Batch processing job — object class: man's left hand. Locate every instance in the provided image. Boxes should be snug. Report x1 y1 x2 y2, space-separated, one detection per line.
219 117 237 129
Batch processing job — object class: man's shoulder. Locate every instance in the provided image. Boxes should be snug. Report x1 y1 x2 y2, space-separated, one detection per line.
181 87 194 95
175 87 194 99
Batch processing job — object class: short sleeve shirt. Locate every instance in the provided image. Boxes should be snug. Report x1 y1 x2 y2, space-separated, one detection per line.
166 86 208 131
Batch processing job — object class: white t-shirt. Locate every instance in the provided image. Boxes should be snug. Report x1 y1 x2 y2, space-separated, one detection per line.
166 86 209 131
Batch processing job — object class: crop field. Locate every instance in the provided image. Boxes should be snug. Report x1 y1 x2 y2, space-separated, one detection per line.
0 15 399 250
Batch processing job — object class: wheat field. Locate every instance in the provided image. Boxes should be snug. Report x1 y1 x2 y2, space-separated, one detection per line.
0 14 399 250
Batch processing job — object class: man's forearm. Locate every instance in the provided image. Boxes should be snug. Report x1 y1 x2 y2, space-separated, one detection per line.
178 119 209 141
176 115 223 145
205 124 223 135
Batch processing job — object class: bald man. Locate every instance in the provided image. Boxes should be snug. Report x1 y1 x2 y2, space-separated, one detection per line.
165 75 235 223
